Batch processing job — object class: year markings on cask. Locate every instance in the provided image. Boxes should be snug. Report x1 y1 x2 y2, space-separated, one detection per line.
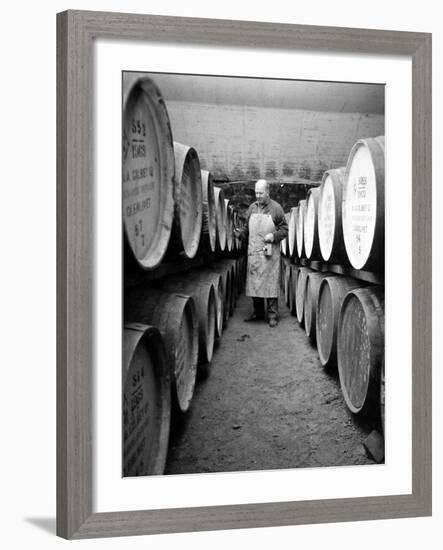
123 324 171 476
123 77 174 269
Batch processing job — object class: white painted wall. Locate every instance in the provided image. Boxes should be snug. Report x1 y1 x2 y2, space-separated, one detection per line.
124 72 384 181
1 1 441 550
166 100 384 180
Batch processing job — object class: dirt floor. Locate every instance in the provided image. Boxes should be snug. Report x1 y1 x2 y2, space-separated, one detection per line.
165 291 375 475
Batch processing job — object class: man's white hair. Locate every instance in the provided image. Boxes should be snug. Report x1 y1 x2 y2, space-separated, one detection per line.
255 179 269 192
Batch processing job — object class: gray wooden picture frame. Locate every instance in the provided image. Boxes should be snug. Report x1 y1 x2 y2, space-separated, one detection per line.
56 10 432 540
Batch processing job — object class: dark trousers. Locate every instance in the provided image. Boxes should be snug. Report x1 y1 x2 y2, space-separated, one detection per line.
252 297 278 321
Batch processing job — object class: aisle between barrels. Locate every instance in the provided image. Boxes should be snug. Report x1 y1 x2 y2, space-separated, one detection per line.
165 292 375 475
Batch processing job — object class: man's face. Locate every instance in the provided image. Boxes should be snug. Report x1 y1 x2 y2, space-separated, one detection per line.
255 181 269 205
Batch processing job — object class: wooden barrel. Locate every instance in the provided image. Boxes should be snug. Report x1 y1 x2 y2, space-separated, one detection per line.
303 272 331 344
284 262 292 306
231 259 238 315
233 211 241 251
296 200 307 258
316 276 364 369
123 72 142 106
375 135 385 152
295 267 312 326
304 188 322 260
241 219 247 251
380 358 385 434
318 167 347 263
287 208 297 258
289 264 298 316
123 323 171 476
167 142 203 259
235 257 242 294
190 269 224 339
200 170 217 252
233 258 239 296
280 257 285 290
342 136 385 271
239 255 247 292
225 200 234 252
216 259 236 315
229 258 238 300
232 212 237 251
161 278 217 365
337 286 384 416
124 289 198 414
280 237 287 257
238 216 247 252
238 256 243 290
217 266 231 325
233 213 239 252
213 186 227 252
281 212 290 257
225 267 233 319
281 256 289 292
235 257 243 297
232 260 239 305
123 77 175 270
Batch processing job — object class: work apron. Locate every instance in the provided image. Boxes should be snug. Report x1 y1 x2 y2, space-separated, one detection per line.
245 213 280 298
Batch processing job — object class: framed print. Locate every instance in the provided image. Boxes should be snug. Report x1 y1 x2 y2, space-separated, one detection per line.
56 10 431 539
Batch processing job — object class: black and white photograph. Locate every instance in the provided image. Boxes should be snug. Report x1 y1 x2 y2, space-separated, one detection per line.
1 0 437 545
122 71 385 478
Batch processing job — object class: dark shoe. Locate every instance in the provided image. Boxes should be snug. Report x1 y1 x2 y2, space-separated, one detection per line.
244 313 264 322
268 318 278 327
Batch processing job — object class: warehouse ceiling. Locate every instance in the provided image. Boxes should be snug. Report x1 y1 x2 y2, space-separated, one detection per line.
124 71 384 114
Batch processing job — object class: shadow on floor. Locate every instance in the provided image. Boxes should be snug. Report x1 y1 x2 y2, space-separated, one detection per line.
24 517 56 535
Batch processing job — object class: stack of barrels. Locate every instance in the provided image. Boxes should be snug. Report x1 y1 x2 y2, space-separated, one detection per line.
280 136 384 272
122 76 248 477
281 136 385 431
123 77 246 273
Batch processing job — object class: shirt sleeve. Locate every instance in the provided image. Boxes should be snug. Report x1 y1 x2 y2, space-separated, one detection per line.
271 203 288 243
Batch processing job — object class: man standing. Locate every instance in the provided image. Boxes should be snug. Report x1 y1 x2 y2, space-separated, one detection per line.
234 179 288 327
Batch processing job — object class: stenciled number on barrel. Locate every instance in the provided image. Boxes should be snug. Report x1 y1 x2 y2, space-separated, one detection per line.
131 118 146 137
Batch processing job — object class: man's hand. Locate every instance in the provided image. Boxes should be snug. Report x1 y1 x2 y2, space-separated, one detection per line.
264 233 274 243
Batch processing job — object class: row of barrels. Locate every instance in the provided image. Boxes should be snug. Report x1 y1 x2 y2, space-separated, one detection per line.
281 135 385 272
123 76 246 271
123 257 247 477
281 258 385 430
